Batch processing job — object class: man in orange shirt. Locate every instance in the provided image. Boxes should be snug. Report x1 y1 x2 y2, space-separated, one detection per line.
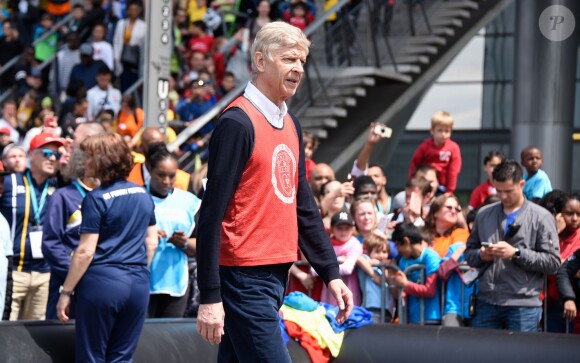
127 127 191 191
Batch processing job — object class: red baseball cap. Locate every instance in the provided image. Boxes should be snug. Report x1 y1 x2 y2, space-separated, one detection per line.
0 127 11 135
29 133 66 151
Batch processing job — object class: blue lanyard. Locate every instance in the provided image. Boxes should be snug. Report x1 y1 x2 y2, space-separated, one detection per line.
72 180 87 198
25 171 49 225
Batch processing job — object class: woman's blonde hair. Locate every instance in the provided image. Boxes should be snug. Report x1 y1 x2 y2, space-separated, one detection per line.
251 21 310 76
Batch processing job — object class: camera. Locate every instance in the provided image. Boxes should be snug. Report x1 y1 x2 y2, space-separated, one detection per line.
373 124 392 138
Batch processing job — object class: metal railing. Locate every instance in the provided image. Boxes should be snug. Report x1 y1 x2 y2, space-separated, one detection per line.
0 13 73 78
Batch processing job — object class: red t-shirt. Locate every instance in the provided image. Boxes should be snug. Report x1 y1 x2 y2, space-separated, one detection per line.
408 138 462 193
469 179 496 209
188 34 215 54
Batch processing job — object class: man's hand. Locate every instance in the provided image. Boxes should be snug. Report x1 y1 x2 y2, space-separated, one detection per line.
327 279 353 324
486 241 516 260
197 302 225 345
564 300 577 321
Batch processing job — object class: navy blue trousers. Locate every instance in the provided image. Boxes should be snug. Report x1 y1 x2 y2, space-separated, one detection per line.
75 265 149 363
218 264 292 363
46 271 77 321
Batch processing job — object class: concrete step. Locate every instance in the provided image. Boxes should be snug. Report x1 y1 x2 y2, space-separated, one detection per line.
399 44 439 55
299 117 338 128
403 35 447 46
389 54 430 65
302 106 347 118
380 64 422 74
303 128 328 139
332 77 376 87
434 9 472 19
430 17 463 28
432 26 456 37
438 0 479 11
315 96 358 107
326 86 367 97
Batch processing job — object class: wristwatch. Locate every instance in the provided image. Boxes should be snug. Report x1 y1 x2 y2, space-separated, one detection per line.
181 241 189 252
512 248 521 260
59 286 74 297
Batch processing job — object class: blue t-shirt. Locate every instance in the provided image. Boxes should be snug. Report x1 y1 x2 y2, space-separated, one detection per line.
523 169 552 200
149 188 200 296
0 171 57 273
80 180 156 266
358 254 395 313
442 243 474 318
399 247 442 324
42 182 87 279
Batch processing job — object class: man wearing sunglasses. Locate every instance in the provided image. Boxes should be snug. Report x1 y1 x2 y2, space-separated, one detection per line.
0 132 64 320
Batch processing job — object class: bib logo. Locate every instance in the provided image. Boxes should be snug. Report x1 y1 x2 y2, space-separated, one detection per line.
439 150 451 162
271 144 296 204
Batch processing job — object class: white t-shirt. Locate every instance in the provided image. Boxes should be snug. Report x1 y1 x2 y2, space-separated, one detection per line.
87 85 122 120
92 40 115 72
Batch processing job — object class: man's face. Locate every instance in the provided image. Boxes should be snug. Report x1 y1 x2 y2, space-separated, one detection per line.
191 52 205 71
309 164 334 195
93 25 105 42
415 169 438 195
368 166 386 193
254 46 306 106
96 73 111 89
3 148 26 173
0 133 10 147
521 148 543 174
3 103 16 118
30 143 60 177
484 156 502 181
430 125 451 147
493 179 525 210
355 183 378 202
222 76 236 92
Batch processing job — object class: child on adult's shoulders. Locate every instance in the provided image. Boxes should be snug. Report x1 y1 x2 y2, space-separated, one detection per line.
408 111 462 195
521 146 552 202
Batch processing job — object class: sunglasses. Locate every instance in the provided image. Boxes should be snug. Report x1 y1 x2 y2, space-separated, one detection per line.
443 205 462 213
36 148 61 160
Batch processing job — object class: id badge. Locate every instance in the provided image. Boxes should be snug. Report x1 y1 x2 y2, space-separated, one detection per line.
29 225 44 259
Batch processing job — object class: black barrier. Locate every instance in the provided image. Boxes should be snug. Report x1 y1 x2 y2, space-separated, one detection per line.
0 319 311 363
336 324 580 363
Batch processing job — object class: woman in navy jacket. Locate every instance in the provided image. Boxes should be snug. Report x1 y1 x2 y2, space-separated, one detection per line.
56 133 158 362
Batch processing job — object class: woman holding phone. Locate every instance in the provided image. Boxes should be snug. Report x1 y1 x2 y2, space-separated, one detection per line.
146 142 200 318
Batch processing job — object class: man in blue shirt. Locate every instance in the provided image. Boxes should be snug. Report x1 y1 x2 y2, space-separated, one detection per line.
0 132 64 320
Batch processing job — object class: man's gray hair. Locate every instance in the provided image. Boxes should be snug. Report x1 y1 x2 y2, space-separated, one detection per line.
251 21 310 76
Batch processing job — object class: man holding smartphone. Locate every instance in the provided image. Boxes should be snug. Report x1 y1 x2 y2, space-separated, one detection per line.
465 160 560 332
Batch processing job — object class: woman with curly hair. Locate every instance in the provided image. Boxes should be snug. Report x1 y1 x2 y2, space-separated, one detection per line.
56 132 158 362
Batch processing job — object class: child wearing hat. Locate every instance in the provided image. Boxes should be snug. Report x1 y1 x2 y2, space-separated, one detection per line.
314 209 362 306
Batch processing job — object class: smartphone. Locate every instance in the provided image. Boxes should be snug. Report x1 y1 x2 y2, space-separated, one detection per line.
409 191 421 215
373 124 392 138
377 213 390 233
481 241 493 247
